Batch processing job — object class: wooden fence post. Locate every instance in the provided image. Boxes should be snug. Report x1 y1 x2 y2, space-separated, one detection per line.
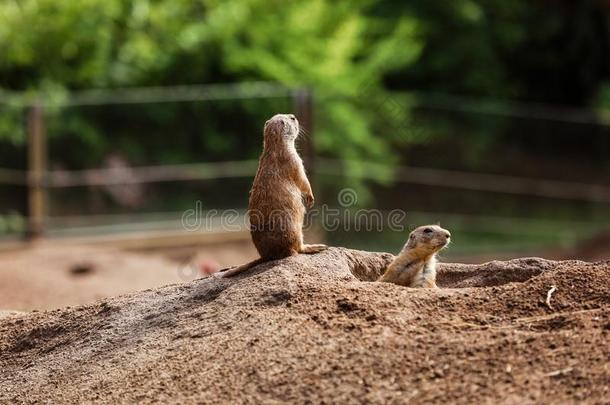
293 88 315 179
293 88 324 241
26 102 47 240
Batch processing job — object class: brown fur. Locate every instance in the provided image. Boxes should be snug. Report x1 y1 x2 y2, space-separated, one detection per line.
378 225 450 288
218 114 326 277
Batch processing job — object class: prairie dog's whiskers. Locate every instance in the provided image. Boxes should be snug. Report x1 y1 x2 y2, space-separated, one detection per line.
298 127 310 139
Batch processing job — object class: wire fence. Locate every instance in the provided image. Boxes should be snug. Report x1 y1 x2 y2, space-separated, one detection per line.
0 82 294 107
3 82 610 125
2 159 609 200
0 82 608 254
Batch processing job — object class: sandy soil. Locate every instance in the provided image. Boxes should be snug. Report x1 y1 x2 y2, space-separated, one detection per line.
0 241 258 311
0 248 608 404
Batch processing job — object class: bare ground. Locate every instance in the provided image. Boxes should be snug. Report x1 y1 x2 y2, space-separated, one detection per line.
0 242 257 311
0 247 608 404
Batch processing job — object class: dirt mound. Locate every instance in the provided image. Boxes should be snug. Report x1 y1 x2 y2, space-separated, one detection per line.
0 248 608 404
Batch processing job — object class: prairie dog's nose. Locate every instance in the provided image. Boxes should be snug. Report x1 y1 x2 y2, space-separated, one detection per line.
444 231 451 239
288 114 297 121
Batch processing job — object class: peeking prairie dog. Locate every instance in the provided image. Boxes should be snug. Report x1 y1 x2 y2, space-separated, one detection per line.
217 114 327 278
378 225 451 288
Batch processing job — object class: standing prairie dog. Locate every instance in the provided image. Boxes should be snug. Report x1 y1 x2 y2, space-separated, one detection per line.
217 114 327 278
378 225 451 288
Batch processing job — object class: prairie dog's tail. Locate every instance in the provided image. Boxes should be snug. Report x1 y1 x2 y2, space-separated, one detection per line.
214 258 266 278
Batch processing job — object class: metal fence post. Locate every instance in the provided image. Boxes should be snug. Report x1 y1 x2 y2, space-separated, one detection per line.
26 102 47 240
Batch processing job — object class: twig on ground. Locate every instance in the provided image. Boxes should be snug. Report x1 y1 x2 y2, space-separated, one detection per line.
545 285 557 310
545 367 573 377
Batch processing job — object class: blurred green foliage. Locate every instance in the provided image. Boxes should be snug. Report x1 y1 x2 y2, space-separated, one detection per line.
0 0 422 167
0 0 608 168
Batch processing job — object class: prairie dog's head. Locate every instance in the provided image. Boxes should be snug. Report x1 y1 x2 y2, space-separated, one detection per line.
404 225 451 257
264 114 299 144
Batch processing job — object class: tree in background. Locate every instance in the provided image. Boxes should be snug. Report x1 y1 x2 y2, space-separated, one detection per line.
0 0 421 168
0 0 608 170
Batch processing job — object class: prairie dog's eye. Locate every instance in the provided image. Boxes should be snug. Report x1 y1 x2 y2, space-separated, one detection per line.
423 228 433 234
